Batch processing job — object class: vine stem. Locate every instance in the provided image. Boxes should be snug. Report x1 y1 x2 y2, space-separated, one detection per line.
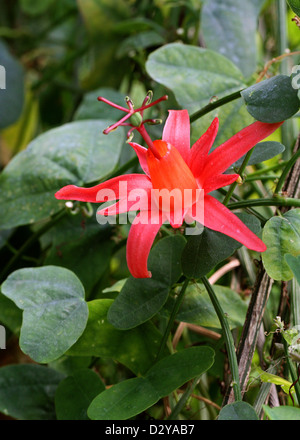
223 149 254 206
156 277 190 361
227 197 300 210
189 90 243 123
283 339 300 405
201 276 242 402
167 376 200 420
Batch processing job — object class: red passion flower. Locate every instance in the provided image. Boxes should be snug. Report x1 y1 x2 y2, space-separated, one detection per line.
55 109 282 278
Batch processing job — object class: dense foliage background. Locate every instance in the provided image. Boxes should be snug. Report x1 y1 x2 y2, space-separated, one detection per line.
0 0 299 421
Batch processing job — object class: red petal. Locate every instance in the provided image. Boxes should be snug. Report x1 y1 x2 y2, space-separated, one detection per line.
162 110 190 162
126 211 165 278
128 142 150 176
189 117 219 177
190 194 267 252
201 120 283 182
55 174 152 203
202 173 239 194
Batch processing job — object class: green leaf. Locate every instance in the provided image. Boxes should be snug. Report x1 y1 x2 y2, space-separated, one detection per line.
67 299 165 375
1 266 89 363
262 209 300 281
146 43 245 115
231 141 285 168
263 404 300 420
218 402 258 420
241 75 300 123
201 0 265 77
0 39 24 129
0 119 124 229
182 213 262 279
102 278 127 294
87 346 215 420
145 42 253 146
285 254 300 284
287 0 300 16
0 364 65 420
107 235 186 330
176 282 247 329
55 369 105 420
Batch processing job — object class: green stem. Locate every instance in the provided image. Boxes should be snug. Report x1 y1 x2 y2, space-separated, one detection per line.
217 188 268 223
291 277 300 328
283 339 300 405
190 90 243 123
156 277 189 361
245 175 279 182
227 197 300 210
248 161 288 177
223 149 254 205
274 148 300 194
167 376 200 420
201 276 242 402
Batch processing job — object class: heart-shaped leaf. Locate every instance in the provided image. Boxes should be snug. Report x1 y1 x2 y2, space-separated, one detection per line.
1 266 89 363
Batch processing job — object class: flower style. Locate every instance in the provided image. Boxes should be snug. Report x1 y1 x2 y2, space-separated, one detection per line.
55 99 282 279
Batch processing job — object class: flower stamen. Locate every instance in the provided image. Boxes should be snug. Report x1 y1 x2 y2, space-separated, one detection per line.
98 92 168 144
